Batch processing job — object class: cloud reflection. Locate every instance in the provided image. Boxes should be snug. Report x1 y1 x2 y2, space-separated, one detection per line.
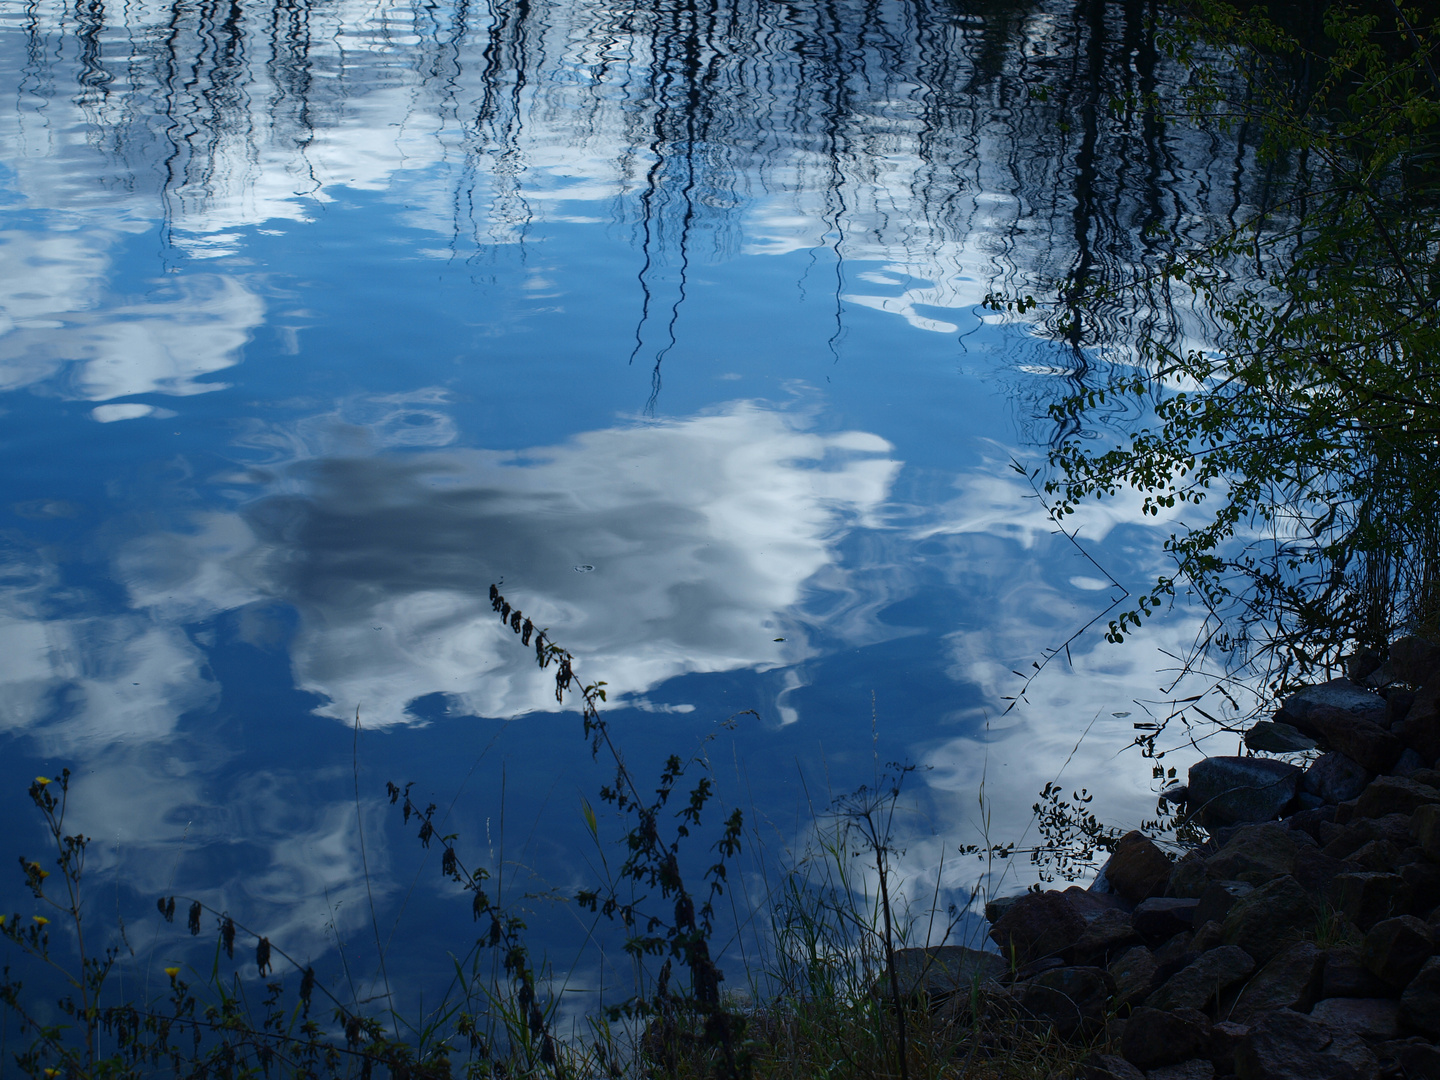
120 400 899 726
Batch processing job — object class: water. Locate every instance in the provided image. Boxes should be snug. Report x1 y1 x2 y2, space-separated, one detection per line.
0 0 1262 1019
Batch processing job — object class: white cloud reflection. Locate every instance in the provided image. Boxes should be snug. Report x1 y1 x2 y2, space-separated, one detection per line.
115 399 899 727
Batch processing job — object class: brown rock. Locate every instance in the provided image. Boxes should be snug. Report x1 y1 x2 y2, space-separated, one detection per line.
1292 844 1351 894
1194 880 1253 927
1075 1054 1145 1080
1187 757 1302 828
1347 838 1406 873
1166 852 1209 899
1102 831 1174 904
1308 704 1404 774
1352 776 1440 819
1220 875 1316 963
1374 1038 1440 1080
1362 915 1436 986
1144 945 1254 1012
1415 803 1440 859
1404 681 1440 764
1146 1061 1214 1080
1209 1020 1248 1075
1121 1006 1212 1071
1400 955 1440 1038
1389 636 1440 686
1071 907 1143 965
1131 898 1198 945
1205 822 1303 884
1331 872 1415 931
989 890 1086 966
1304 753 1373 805
1108 945 1158 1010
1234 1008 1380 1080
1322 944 1397 999
1224 939 1324 1021
1309 997 1402 1041
1013 964 1112 1037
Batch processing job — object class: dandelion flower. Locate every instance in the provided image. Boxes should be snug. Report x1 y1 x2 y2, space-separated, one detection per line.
164 966 181 979
0 914 6 926
44 1070 60 1078
32 916 49 926
35 776 51 785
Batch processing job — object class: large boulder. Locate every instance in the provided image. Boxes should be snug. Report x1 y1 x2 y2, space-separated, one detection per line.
988 890 1085 965
1220 875 1316 963
1351 775 1440 819
1225 939 1324 1021
1280 678 1389 731
1361 915 1435 987
1322 944 1396 999
1400 956 1440 1038
1013 964 1111 1037
1194 880 1253 927
1187 757 1302 828
1101 831 1173 904
1144 944 1254 1011
1306 706 1403 774
1244 720 1317 753
1107 945 1158 1010
1121 1006 1212 1071
1131 897 1198 945
1310 998 1402 1042
1329 872 1414 932
1303 753 1373 805
1205 822 1303 883
1234 1008 1379 1080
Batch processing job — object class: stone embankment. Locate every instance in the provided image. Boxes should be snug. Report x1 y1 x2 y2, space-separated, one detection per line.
961 635 1440 1079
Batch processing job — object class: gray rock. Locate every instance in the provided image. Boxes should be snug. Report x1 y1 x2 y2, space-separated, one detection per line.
1206 822 1303 884
1146 1061 1214 1080
1071 907 1143 964
1144 944 1254 1011
1245 720 1318 753
1166 853 1210 899
885 945 1009 999
1308 706 1404 774
1309 997 1402 1041
1220 875 1316 963
1389 636 1440 686
1225 939 1324 1021
1195 880 1254 927
1281 678 1389 730
1234 1008 1380 1080
1076 1054 1146 1080
1400 955 1440 1038
1209 1021 1248 1075
1352 775 1440 819
1121 1006 1212 1071
1374 1038 1440 1080
1414 803 1440 858
1394 748 1428 776
1188 757 1303 828
1304 753 1374 805
983 895 1019 924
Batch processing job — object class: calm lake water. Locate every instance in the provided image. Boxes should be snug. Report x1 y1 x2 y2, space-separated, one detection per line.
0 0 1263 1018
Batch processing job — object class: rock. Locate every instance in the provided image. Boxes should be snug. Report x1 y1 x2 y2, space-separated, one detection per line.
1280 678 1389 730
1375 1038 1440 1080
1225 939 1324 1021
1391 636 1440 686
1188 757 1303 828
1352 776 1440 819
1394 748 1428 776
1399 955 1440 1038
1330 872 1415 932
1292 845 1351 894
1324 814 1418 859
1415 803 1440 858
1220 875 1316 963
1402 681 1440 764
1071 908 1143 964
1132 898 1198 945
1362 915 1436 986
1166 853 1210 899
1390 688 1418 726
1245 720 1317 752
1309 997 1402 1041
1108 945 1158 1010
1194 880 1254 927
885 945 1010 999
1146 1061 1213 1080
1400 858 1440 913
1209 1020 1248 1075
1190 919 1223 953
1304 753 1374 805
1205 822 1303 884
1234 1008 1380 1080
1121 1006 1212 1071
1348 838 1407 873
1306 705 1404 774
1144 944 1254 1011
984 895 1020 924
1286 803 1338 840
1014 964 1111 1037
1102 831 1175 904
989 891 1086 966
1349 649 1385 684
1322 945 1396 999
1076 1054 1146 1080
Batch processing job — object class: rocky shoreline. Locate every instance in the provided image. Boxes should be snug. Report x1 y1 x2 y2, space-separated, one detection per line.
905 635 1440 1079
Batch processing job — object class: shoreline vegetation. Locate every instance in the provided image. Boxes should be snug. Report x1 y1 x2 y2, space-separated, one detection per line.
5 0 1440 1077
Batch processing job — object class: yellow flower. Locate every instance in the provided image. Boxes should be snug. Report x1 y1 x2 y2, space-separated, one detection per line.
32 916 49 926
43 1070 60 1078
0 914 6 926
35 776 51 786
164 966 180 979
